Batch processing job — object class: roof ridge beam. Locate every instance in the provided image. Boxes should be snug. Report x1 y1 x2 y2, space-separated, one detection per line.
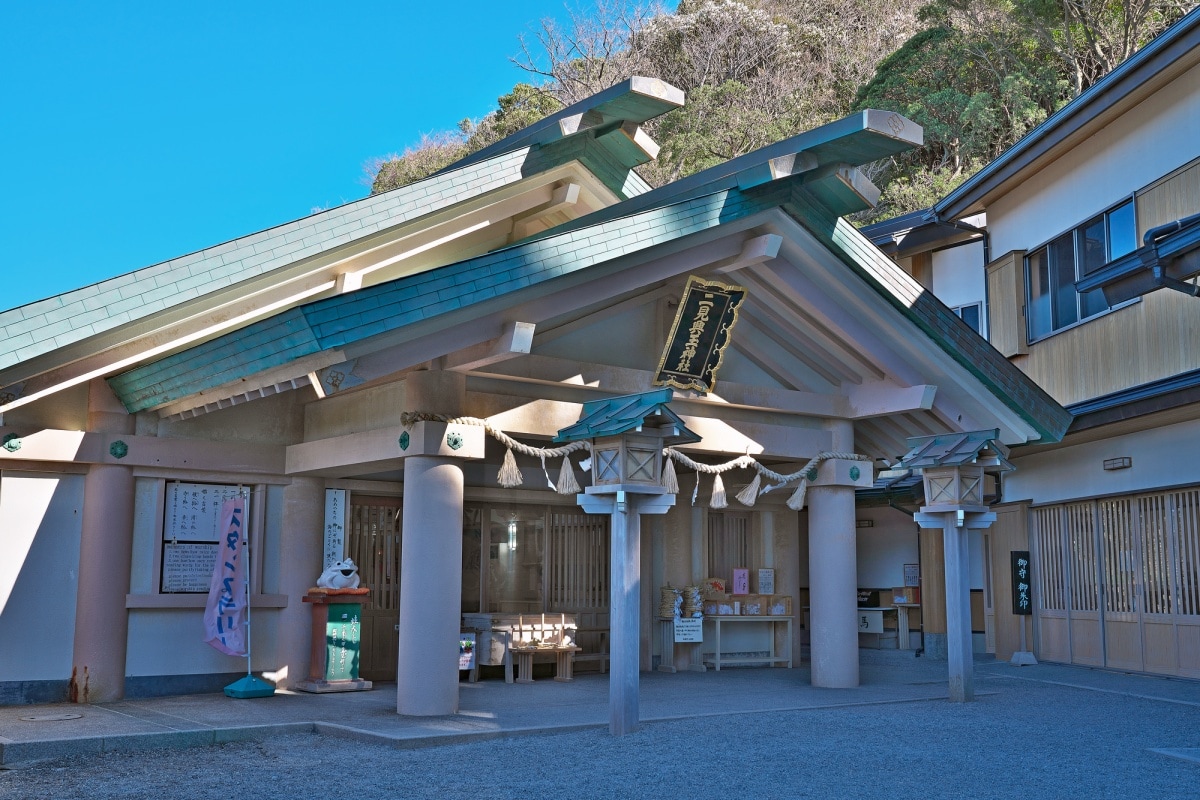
444 77 684 172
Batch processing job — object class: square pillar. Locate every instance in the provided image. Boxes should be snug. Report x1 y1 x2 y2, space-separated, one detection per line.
579 490 674 736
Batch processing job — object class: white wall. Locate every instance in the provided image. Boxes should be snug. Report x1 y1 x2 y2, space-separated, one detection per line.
988 61 1200 253
125 478 287 677
931 241 986 310
1006 416 1200 505
854 506 919 588
0 472 84 682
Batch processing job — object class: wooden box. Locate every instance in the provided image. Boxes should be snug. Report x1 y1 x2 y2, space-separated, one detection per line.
703 598 737 616
765 595 792 616
740 594 766 615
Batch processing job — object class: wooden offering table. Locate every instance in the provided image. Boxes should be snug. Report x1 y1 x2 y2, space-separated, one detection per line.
510 645 582 683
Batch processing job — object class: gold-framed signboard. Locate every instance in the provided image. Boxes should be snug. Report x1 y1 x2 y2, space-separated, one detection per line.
653 276 747 394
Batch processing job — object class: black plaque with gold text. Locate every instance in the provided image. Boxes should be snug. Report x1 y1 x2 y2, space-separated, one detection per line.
653 276 746 393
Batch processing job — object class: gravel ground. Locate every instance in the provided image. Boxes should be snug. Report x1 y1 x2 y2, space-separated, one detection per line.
3 672 1198 799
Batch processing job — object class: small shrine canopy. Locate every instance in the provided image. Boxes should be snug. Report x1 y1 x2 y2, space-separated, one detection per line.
896 429 1013 472
553 388 700 445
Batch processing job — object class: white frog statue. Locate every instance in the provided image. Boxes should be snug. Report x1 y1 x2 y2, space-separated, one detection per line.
316 558 361 590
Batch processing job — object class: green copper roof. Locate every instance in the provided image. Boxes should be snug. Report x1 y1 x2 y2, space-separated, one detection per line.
553 388 700 444
897 429 1013 471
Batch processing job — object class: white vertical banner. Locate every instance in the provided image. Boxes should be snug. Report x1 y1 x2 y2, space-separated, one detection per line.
323 488 347 570
202 496 248 656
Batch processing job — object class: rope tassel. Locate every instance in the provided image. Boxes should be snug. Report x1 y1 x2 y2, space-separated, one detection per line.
498 448 523 488
710 473 728 509
661 456 679 494
735 471 762 507
786 479 808 510
556 455 581 495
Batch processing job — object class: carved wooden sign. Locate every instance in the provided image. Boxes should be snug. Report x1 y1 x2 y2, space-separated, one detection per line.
654 276 746 394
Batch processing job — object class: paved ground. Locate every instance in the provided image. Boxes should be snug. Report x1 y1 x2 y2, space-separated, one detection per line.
2 652 1198 798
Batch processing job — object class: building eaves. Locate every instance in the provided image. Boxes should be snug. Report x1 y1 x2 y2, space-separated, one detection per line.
520 109 925 245
781 192 1072 443
108 180 797 412
932 6 1200 221
0 146 536 374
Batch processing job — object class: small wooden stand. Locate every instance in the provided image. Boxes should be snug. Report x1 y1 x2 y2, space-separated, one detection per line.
296 588 373 693
510 646 581 683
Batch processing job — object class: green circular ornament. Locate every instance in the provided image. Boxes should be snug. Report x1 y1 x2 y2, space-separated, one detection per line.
446 432 464 450
109 440 129 459
806 467 818 482
2 433 21 452
399 431 411 450
849 466 860 481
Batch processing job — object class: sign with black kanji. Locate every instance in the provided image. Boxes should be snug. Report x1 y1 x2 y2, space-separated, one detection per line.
653 276 746 394
1011 550 1033 616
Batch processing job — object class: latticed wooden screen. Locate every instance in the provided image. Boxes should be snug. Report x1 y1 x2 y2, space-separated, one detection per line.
707 511 752 581
346 497 402 611
547 511 610 610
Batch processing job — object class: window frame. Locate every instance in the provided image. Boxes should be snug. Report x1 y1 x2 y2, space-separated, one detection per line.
951 301 984 336
1023 195 1138 343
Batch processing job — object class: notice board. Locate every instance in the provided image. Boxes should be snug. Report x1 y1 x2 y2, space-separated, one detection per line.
160 482 249 593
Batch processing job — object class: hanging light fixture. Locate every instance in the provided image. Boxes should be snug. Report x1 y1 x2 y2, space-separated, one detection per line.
507 517 518 551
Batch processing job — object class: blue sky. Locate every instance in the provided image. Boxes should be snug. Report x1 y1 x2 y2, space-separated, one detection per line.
1 2 611 310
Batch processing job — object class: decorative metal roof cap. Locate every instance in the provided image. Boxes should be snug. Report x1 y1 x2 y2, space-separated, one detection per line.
553 388 700 445
896 429 1013 472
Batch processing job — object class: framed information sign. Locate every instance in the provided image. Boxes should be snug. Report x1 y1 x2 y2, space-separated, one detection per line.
160 482 249 593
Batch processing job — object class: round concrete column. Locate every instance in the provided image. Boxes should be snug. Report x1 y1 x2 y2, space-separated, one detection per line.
396 455 464 715
71 380 136 703
807 483 859 688
807 419 858 689
278 476 325 688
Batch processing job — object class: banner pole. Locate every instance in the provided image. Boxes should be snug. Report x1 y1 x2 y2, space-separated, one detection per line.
224 488 275 698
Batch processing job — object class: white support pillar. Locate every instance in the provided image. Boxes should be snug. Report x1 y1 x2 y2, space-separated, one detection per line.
807 483 859 689
579 490 674 736
915 511 996 702
278 476 325 689
71 379 135 703
807 420 870 690
396 455 465 715
394 370 478 717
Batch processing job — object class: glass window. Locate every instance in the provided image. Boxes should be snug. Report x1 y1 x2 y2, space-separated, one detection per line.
953 302 982 333
1108 200 1138 260
1049 232 1078 330
1024 199 1137 340
1027 246 1053 340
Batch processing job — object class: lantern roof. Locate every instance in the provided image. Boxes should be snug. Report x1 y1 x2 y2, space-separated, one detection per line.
896 429 1013 472
553 388 700 445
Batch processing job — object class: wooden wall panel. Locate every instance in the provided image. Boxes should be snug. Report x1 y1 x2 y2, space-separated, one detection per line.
1137 158 1200 237
919 528 946 635
987 503 1030 661
985 250 1027 357
1017 289 1200 405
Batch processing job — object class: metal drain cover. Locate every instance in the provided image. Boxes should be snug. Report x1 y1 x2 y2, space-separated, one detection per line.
19 713 83 722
